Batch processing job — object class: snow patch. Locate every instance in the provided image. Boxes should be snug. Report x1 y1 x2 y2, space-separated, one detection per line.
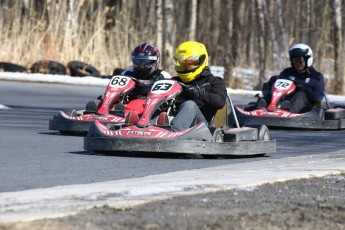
0 104 10 110
0 72 109 86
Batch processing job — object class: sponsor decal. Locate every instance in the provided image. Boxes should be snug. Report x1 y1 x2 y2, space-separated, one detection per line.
260 111 280 116
127 131 152 136
86 116 95 120
85 116 108 121
96 116 109 121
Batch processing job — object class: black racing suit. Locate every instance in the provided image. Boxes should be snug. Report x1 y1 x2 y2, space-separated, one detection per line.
175 67 227 123
121 69 171 101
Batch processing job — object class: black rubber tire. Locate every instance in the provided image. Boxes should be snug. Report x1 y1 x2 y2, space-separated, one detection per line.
67 61 100 78
212 128 224 142
30 60 67 75
61 108 77 117
334 103 345 109
324 108 345 120
0 62 27 72
58 109 77 135
244 123 270 141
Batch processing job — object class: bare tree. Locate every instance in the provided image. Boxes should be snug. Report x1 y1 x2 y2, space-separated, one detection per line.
188 0 197 41
163 0 174 74
156 0 163 51
255 0 266 89
3 0 345 93
210 0 221 52
332 0 344 94
262 0 280 70
276 0 288 65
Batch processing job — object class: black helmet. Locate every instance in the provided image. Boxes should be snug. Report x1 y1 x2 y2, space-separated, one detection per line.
132 43 160 78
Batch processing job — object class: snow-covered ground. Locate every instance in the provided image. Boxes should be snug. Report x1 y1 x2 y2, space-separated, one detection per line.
0 70 344 110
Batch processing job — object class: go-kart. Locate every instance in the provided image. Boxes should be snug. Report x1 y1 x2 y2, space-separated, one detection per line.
232 79 345 129
84 79 276 157
49 75 147 134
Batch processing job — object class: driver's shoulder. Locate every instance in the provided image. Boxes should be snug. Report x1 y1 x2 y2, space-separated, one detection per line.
159 70 172 79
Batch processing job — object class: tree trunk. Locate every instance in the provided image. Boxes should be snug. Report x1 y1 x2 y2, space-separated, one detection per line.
332 0 344 94
256 0 266 89
276 0 289 68
210 0 221 58
221 0 234 87
188 0 197 41
163 0 174 74
156 0 163 51
263 0 280 70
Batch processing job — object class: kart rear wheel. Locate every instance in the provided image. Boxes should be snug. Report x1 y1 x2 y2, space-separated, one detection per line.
202 128 223 159
212 128 224 142
244 123 270 141
59 130 75 135
324 108 345 120
61 109 77 117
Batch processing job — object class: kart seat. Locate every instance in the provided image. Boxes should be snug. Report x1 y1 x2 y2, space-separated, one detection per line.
210 95 231 128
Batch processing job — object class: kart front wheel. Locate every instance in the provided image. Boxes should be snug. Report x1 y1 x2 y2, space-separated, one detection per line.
244 123 270 141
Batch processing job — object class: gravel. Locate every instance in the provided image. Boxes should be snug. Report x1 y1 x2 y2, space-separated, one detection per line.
1 173 344 230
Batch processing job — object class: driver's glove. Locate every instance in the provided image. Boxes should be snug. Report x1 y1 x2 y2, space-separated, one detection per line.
184 85 206 100
136 80 153 95
296 84 305 91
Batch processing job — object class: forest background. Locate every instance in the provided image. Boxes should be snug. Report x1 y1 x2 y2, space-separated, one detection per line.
0 0 345 94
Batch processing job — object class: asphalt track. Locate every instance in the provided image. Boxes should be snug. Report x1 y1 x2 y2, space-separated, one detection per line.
0 80 343 192
0 80 344 223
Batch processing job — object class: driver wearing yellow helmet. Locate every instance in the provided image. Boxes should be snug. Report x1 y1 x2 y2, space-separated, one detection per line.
171 41 227 131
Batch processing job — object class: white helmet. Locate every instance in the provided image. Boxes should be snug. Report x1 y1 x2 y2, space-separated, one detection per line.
289 43 313 68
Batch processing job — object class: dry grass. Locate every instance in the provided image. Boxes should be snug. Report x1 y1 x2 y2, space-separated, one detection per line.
0 1 156 76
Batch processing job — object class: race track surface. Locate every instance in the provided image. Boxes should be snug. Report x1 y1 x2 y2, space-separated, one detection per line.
0 80 344 228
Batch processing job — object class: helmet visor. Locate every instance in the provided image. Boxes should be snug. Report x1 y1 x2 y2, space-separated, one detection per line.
132 56 158 68
291 57 304 65
173 56 202 73
289 48 308 58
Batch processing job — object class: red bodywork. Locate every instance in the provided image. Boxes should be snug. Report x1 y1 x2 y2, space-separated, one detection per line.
235 79 309 118
267 79 296 111
91 79 203 139
60 75 137 123
137 80 182 127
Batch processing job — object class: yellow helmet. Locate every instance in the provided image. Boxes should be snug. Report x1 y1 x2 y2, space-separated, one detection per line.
173 41 208 83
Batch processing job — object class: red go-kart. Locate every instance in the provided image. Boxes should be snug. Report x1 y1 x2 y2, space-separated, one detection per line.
49 75 147 134
84 79 276 157
232 79 345 129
